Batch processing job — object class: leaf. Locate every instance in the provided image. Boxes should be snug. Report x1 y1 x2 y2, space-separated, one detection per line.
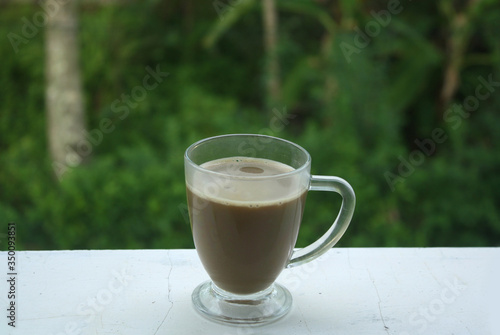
203 0 259 49
281 56 321 107
203 0 337 49
277 0 336 34
380 18 443 113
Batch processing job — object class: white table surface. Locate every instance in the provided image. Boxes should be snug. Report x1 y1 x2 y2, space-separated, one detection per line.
1 248 499 335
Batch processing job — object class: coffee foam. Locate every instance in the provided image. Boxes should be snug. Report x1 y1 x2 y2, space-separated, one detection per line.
188 157 307 207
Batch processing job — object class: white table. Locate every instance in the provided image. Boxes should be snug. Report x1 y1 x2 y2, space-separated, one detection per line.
1 248 499 335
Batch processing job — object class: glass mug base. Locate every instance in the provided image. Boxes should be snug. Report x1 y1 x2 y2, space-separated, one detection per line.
192 280 292 325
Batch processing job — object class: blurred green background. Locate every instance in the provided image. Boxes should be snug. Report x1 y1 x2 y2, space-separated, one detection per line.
1 0 499 250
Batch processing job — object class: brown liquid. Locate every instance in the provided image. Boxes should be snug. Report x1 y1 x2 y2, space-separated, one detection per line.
187 158 307 294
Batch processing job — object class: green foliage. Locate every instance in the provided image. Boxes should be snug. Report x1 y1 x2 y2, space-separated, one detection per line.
0 1 499 250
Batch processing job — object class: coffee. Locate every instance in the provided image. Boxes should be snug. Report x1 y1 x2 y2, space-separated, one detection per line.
187 157 307 294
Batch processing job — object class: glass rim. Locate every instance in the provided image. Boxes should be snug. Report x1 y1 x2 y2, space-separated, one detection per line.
184 134 311 180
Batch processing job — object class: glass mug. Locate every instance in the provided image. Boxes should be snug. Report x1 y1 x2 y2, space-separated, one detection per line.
185 134 355 324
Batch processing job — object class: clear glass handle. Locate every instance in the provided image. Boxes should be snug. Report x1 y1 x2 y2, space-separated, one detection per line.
287 175 356 268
